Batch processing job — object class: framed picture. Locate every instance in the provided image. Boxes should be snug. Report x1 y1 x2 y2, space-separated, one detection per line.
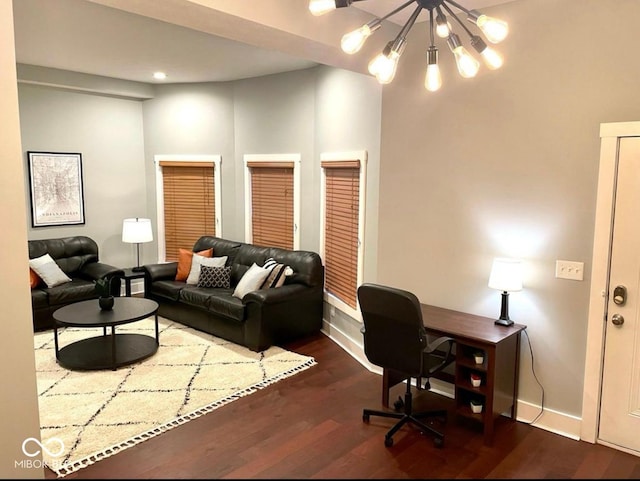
27 151 85 227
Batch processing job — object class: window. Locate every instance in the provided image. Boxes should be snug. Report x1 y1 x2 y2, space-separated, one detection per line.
244 154 300 249
155 155 222 262
320 151 367 316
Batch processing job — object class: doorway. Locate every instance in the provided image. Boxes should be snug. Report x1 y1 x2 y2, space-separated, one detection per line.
582 121 640 456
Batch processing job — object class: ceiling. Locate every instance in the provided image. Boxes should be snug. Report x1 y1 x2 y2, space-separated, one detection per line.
12 0 514 85
354 0 514 25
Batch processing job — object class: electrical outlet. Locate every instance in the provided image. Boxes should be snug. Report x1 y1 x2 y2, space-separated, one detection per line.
555 260 584 281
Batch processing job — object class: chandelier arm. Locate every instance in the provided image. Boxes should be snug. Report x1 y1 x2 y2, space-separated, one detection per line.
429 9 435 46
442 0 471 16
441 1 474 37
376 0 416 23
395 4 423 42
337 0 366 7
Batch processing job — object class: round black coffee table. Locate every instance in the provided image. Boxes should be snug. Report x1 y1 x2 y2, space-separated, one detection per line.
52 297 160 370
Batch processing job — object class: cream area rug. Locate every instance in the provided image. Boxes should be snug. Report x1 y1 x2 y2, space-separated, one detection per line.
34 316 317 477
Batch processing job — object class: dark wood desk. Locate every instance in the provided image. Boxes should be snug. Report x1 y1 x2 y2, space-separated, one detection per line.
382 304 526 445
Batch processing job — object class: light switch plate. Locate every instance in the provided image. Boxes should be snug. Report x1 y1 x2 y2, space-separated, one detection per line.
556 260 584 281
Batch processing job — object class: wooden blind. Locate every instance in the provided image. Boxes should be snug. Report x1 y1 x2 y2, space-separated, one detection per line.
160 161 215 261
322 160 360 309
249 162 294 249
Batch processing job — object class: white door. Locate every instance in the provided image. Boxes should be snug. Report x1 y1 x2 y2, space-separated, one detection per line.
598 136 640 454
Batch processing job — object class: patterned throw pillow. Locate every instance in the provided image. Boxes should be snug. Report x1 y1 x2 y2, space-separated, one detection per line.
260 258 293 289
197 266 231 289
186 255 228 285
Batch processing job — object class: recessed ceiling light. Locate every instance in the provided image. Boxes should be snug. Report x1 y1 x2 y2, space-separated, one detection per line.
153 72 167 80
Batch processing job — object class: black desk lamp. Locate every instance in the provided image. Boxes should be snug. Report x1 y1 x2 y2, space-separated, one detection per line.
488 258 523 326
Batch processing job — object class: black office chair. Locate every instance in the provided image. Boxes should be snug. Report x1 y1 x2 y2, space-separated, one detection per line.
358 283 455 448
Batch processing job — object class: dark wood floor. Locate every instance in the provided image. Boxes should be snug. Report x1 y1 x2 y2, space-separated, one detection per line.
44 332 640 479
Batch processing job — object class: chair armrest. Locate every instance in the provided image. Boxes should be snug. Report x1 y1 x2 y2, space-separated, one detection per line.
425 336 454 355
78 263 124 282
423 336 455 376
143 262 178 282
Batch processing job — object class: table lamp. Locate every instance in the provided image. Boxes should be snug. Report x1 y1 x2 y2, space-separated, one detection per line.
488 257 523 326
122 218 153 272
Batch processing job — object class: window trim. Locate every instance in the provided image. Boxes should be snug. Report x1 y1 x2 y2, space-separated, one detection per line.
154 154 222 262
243 153 301 250
320 150 367 321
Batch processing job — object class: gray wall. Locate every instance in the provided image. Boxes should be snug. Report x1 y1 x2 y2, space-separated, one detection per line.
142 66 382 258
377 0 640 417
18 84 147 268
16 64 381 272
141 82 236 243
314 65 382 343
232 68 317 245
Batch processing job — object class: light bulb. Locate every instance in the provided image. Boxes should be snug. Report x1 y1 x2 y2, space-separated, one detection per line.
308 0 337 16
368 42 392 76
341 24 372 54
448 33 480 78
370 50 400 84
480 46 503 70
424 64 442 91
453 47 479 78
368 53 387 76
435 12 450 38
424 47 442 92
475 14 509 43
470 35 503 70
375 53 399 84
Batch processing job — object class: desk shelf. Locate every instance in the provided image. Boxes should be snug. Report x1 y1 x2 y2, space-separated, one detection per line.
453 335 522 442
382 305 526 445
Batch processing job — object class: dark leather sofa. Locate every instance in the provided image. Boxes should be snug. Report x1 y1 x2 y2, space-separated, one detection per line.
29 236 123 331
143 236 324 352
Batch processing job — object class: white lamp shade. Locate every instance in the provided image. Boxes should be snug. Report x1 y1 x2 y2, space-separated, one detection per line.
122 218 153 243
488 258 523 292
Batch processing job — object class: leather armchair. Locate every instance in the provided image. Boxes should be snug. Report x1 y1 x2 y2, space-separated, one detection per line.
29 236 123 331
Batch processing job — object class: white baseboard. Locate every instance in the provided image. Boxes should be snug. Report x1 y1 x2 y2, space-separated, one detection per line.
321 317 583 442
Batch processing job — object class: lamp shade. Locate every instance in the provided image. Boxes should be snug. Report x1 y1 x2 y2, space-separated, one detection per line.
488 258 522 292
122 218 153 244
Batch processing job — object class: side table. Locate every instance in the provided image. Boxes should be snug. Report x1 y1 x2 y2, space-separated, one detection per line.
121 267 145 297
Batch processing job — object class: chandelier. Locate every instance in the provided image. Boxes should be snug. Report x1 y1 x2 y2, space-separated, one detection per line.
308 0 508 90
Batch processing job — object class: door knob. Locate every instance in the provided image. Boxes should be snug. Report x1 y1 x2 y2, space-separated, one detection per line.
611 313 625 326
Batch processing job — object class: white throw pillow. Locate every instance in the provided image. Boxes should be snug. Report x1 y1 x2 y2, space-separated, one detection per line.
232 263 270 299
186 255 228 285
29 253 72 288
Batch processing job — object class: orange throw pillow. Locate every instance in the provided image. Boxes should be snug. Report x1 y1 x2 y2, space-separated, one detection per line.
175 248 213 281
29 268 42 288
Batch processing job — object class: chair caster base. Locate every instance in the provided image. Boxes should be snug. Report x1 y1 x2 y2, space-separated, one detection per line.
393 396 404 412
384 436 393 447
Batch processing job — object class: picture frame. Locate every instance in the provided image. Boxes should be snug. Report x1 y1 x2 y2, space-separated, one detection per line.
27 151 85 227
